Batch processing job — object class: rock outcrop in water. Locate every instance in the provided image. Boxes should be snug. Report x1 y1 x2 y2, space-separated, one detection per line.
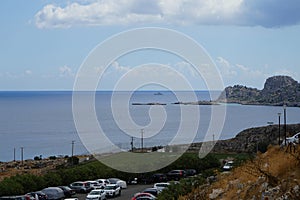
218 76 300 107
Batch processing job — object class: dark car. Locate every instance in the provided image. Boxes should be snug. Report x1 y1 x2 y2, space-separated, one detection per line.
41 187 64 200
58 186 76 198
142 188 158 196
26 191 48 200
151 174 167 183
167 170 186 180
185 169 197 177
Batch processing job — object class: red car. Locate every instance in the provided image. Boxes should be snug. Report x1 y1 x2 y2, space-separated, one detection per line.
132 193 156 200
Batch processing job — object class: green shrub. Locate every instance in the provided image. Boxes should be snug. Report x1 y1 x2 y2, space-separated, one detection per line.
157 176 205 200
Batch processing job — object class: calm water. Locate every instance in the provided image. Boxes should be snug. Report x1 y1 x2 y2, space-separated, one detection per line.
0 91 299 162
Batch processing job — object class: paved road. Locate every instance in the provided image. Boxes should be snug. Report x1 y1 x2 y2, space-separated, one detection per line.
74 184 153 200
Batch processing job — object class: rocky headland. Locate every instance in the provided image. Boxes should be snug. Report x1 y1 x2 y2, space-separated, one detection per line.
188 123 300 154
217 75 300 107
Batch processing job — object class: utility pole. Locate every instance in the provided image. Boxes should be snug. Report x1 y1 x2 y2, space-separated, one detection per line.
141 129 144 152
13 148 16 162
284 105 287 146
71 140 75 165
20 147 24 165
278 113 281 145
131 137 134 152
212 134 215 152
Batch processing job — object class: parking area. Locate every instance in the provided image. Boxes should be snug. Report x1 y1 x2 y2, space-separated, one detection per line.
74 184 152 200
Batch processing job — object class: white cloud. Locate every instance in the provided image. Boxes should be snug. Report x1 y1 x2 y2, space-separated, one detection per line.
34 0 300 28
111 61 130 73
216 57 269 88
216 57 237 77
59 65 74 77
34 0 243 28
25 70 32 75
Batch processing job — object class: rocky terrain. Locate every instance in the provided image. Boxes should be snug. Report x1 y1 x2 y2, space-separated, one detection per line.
218 76 300 107
180 145 300 200
187 124 300 154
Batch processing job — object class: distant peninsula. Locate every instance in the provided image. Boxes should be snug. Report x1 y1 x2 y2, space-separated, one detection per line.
217 75 300 107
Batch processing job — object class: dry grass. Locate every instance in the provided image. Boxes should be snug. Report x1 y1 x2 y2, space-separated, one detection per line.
180 145 300 200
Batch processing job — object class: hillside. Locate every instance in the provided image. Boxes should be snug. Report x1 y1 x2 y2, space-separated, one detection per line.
218 76 300 107
187 124 300 154
180 145 300 200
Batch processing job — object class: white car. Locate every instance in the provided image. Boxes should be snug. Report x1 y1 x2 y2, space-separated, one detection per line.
108 178 127 189
281 132 300 146
153 182 170 193
85 181 103 190
103 184 121 197
95 179 109 188
86 189 106 200
223 161 234 171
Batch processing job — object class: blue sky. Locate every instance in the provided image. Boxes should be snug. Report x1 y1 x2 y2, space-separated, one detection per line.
1 0 300 90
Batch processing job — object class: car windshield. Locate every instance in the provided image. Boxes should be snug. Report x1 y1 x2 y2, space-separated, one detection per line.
105 186 115 190
90 191 101 195
155 183 168 187
109 179 119 183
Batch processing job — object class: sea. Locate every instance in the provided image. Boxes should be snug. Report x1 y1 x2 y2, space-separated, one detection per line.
0 91 299 162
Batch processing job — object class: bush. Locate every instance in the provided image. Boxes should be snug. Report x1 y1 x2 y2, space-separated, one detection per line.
0 152 220 196
157 176 205 200
67 156 79 165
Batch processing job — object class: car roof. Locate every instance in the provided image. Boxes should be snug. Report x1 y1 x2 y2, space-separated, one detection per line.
154 182 170 186
144 188 157 191
105 184 118 187
91 189 104 191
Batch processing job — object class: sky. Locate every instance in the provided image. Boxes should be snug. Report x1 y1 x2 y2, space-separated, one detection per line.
1 0 300 91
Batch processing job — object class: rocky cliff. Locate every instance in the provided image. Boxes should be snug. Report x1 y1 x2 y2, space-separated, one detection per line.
218 76 300 107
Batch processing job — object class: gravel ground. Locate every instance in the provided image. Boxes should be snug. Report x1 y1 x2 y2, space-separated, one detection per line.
73 184 153 200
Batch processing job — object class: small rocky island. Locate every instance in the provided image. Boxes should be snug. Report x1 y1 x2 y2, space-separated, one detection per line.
132 102 167 105
172 101 219 105
217 75 300 107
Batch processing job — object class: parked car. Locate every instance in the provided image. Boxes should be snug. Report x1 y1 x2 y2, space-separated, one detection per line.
57 186 75 198
281 132 300 146
86 189 106 200
26 191 48 200
142 188 158 196
150 174 167 183
136 197 156 200
108 178 127 189
95 179 109 188
223 161 234 171
0 196 26 200
85 181 103 190
185 169 197 176
132 193 156 200
69 181 92 193
41 187 64 200
103 184 121 197
127 177 138 185
153 182 170 193
166 170 186 180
